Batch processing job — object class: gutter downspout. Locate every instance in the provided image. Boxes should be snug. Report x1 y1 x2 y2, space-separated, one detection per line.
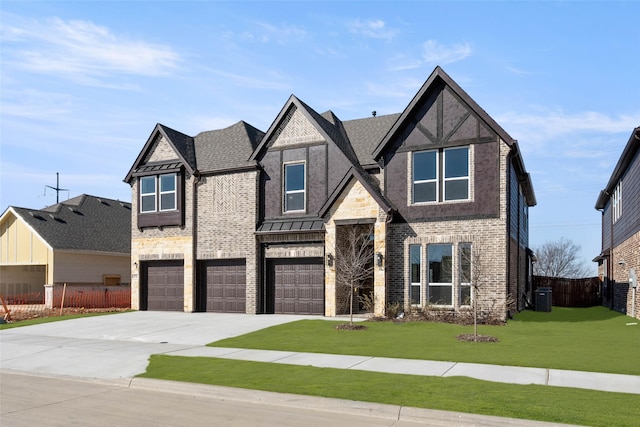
192 170 201 312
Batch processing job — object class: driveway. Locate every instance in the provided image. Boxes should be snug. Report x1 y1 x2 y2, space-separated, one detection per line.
0 311 316 381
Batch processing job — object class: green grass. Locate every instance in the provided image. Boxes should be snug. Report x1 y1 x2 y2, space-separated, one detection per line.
0 311 124 330
210 306 640 375
140 355 640 427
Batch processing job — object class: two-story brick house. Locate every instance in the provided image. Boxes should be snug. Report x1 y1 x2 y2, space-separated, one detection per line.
594 127 640 319
125 66 536 320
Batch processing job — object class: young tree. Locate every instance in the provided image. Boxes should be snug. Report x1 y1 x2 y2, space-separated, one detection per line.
335 224 375 326
533 237 591 278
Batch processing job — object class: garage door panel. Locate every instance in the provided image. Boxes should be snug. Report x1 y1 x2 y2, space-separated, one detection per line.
144 261 184 312
201 260 246 313
269 258 324 315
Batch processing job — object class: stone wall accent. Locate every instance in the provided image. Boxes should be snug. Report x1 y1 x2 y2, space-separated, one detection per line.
130 235 194 311
196 171 259 313
264 243 324 259
612 230 640 319
324 179 387 317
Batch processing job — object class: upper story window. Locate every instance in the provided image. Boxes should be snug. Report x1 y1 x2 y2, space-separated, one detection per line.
612 181 622 223
140 173 177 213
413 151 438 203
443 147 469 200
284 162 305 212
412 147 469 204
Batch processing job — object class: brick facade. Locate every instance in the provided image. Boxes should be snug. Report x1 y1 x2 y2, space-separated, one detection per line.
611 231 640 319
127 67 535 319
196 171 259 313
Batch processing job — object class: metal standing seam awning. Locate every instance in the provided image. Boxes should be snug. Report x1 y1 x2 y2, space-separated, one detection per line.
255 219 325 234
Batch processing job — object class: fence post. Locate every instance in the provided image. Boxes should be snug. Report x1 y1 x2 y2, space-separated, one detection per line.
59 283 67 316
44 284 54 309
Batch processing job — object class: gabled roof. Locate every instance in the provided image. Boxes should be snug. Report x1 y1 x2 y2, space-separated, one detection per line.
2 195 131 254
318 166 395 218
595 127 640 210
250 95 359 168
194 121 263 173
371 66 536 206
124 123 196 183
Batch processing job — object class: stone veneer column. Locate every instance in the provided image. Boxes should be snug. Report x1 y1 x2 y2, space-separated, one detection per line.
325 179 388 318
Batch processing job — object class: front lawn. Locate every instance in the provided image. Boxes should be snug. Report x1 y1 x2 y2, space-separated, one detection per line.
210 306 640 375
140 355 640 427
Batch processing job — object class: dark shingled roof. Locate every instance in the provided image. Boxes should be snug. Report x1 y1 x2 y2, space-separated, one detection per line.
194 121 264 173
10 195 131 254
342 113 401 167
158 124 197 171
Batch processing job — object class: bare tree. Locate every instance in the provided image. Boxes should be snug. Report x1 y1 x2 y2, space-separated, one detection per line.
460 243 481 340
335 224 375 326
533 237 591 278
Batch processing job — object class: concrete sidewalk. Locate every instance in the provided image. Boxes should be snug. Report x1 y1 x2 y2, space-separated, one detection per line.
170 346 640 395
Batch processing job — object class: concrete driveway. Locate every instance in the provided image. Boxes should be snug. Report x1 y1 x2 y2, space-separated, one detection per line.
0 311 316 381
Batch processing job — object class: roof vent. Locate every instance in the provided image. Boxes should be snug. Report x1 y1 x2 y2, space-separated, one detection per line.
68 207 83 215
97 198 110 206
372 111 377 117
49 214 66 223
28 211 46 221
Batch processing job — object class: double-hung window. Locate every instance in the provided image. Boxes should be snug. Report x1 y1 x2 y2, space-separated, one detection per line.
409 245 422 305
428 244 453 305
413 151 437 203
612 181 622 223
459 243 472 306
443 147 469 201
140 173 177 213
412 147 469 203
284 163 305 212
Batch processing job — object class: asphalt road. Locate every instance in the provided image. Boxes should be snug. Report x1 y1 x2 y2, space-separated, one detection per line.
5 371 570 427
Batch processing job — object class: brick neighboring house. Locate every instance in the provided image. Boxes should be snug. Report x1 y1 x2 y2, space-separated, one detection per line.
594 127 640 319
125 66 536 320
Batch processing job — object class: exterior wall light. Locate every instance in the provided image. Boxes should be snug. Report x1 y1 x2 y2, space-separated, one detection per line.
327 253 334 267
376 252 383 267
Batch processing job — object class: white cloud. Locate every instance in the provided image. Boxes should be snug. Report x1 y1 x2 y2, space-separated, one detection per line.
348 19 398 40
2 16 180 84
497 109 640 145
421 40 472 65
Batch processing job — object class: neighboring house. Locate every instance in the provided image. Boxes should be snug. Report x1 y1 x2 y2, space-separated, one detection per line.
594 127 640 319
125 66 536 320
0 195 131 298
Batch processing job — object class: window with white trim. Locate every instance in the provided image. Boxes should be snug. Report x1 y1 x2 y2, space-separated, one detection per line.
409 245 422 305
459 243 472 306
284 163 305 212
412 147 469 204
413 151 437 203
612 181 622 223
428 244 453 306
443 147 469 201
140 173 177 213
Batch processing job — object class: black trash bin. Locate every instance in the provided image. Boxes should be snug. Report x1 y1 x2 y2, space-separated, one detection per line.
535 287 552 312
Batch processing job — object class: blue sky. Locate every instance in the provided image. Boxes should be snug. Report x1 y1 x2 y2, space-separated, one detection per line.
1 1 639 273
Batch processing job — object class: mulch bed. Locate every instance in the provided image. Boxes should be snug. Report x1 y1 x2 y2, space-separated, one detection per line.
456 334 500 342
335 323 368 331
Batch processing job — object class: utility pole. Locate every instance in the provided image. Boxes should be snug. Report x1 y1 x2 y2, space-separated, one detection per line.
45 172 69 203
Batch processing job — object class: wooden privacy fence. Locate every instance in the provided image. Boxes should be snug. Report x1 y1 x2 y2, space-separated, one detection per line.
533 276 601 307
